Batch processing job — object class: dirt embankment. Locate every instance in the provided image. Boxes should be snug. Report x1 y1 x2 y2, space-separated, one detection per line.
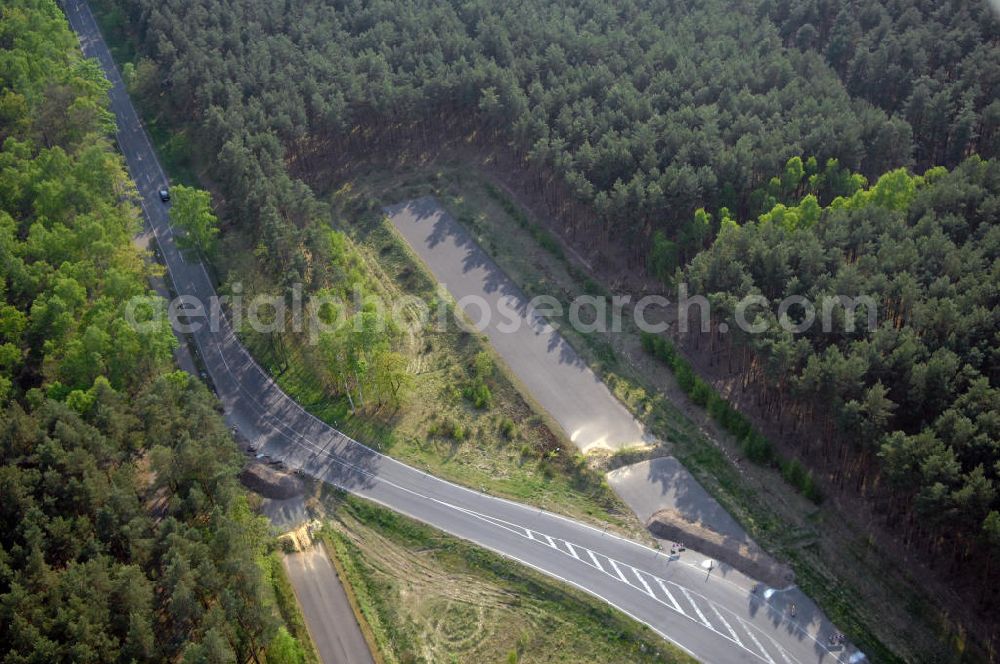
647 509 794 589
240 463 306 500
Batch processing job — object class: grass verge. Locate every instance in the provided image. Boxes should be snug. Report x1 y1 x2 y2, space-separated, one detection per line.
318 488 695 664
217 193 641 536
87 0 642 537
265 553 322 664
325 158 970 663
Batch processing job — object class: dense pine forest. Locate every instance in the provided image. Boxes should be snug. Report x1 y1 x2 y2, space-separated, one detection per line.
683 158 1000 590
78 0 1000 657
99 0 998 264
0 1 307 661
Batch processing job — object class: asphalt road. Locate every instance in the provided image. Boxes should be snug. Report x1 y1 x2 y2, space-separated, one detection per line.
284 545 375 664
387 197 650 453
66 2 863 662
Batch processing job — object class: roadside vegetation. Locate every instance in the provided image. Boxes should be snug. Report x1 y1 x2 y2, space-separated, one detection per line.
318 489 694 664
264 552 322 664
0 2 311 660
325 157 983 663
86 0 998 659
219 188 638 532
90 0 644 536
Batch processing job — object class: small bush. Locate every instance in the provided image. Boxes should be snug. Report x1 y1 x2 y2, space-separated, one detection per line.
690 378 712 407
428 416 467 440
473 351 494 379
802 472 823 503
741 432 774 464
640 331 657 354
780 458 806 487
499 416 517 439
674 362 696 393
463 379 492 409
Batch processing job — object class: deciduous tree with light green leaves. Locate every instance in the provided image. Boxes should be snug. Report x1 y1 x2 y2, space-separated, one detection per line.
683 157 1000 603
0 3 304 662
169 184 219 253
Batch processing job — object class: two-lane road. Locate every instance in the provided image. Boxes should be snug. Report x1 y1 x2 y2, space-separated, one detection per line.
64 2 859 661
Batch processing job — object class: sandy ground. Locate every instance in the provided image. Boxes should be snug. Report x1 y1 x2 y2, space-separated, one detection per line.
606 456 752 545
260 496 309 531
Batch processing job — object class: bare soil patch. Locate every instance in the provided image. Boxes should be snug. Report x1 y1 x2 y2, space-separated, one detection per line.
240 462 306 500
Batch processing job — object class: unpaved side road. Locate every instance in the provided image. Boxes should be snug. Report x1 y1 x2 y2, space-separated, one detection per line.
283 544 375 664
386 196 650 453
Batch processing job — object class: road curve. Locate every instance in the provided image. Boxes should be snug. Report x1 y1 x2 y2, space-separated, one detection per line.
65 2 857 662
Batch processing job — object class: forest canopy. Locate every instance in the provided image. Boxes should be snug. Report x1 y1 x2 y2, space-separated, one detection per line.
0 1 298 661
89 0 1000 651
683 156 1000 601
101 0 1000 270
